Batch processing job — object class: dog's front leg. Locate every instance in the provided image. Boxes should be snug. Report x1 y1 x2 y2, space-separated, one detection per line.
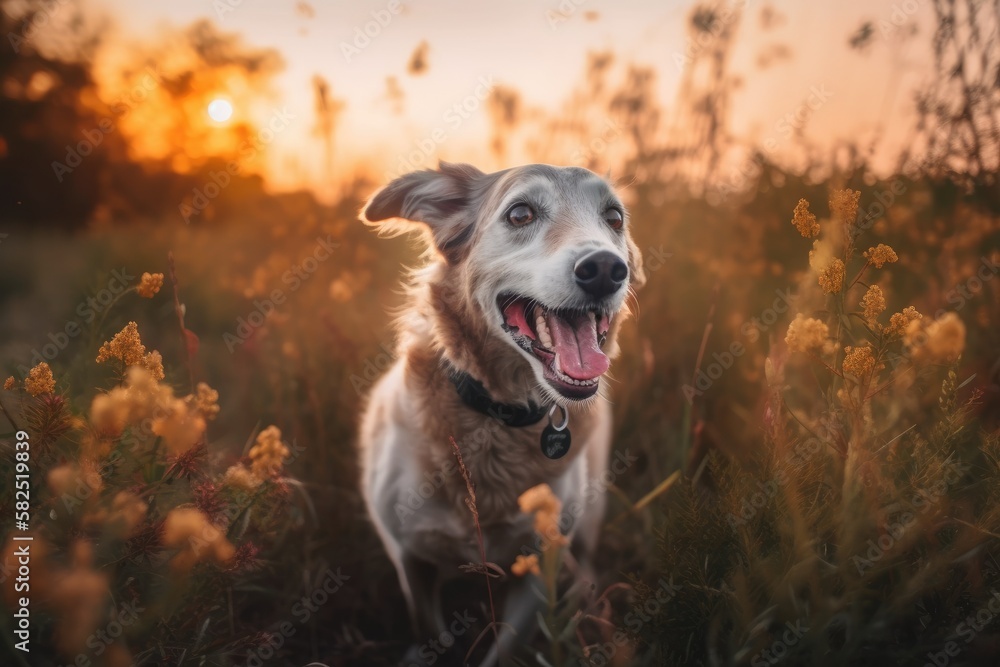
401 553 446 642
477 574 544 667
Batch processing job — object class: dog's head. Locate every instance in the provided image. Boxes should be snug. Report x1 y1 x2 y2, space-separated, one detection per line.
363 162 645 404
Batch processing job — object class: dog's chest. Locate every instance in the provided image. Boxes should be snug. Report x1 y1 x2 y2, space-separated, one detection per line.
442 414 576 501
397 369 605 566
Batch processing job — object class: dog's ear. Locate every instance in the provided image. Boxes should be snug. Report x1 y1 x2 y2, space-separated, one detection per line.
626 232 646 290
362 162 485 260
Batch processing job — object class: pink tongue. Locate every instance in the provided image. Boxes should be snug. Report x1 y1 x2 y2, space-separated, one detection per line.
503 301 534 339
546 312 609 380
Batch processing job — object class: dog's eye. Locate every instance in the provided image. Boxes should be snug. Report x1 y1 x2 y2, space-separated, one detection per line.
507 204 535 227
604 208 624 230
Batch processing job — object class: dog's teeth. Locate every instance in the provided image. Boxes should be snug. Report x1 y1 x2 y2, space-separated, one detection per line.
536 315 553 349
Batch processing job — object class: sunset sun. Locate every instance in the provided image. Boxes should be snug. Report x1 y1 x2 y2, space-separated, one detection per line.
207 98 233 123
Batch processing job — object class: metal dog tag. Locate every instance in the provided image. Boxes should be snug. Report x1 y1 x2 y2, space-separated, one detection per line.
541 404 571 459
540 425 571 459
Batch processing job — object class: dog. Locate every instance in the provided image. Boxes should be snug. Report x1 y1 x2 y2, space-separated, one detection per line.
358 162 645 665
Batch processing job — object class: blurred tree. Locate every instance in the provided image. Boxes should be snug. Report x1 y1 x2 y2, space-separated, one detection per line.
407 40 429 76
907 0 999 191
667 2 743 189
486 85 519 164
0 6 290 228
311 74 344 183
99 19 284 173
0 0 115 228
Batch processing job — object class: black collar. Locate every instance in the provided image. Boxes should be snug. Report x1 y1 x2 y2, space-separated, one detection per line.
447 367 549 427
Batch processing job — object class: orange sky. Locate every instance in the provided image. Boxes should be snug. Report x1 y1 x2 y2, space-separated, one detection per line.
46 0 937 197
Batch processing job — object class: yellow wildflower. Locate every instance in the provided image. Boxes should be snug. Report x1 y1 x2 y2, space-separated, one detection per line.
47 464 103 498
120 365 170 412
249 425 290 479
96 322 146 367
829 189 861 224
818 259 846 294
162 508 235 571
905 312 966 364
152 397 206 454
511 554 541 577
785 314 834 354
89 393 128 440
223 464 262 491
3 376 15 390
864 244 898 269
518 483 561 516
46 541 109 655
46 464 76 496
136 272 164 298
517 484 568 549
843 345 877 379
88 367 203 454
187 382 220 421
860 285 886 322
791 199 819 238
25 362 55 396
886 306 921 337
141 350 164 381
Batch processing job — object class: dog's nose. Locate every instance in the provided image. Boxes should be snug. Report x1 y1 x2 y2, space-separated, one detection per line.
574 250 628 299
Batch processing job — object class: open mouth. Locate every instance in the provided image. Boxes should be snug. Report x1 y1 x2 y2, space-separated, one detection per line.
498 293 613 400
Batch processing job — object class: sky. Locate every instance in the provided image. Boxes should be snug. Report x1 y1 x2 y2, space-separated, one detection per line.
63 0 934 197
